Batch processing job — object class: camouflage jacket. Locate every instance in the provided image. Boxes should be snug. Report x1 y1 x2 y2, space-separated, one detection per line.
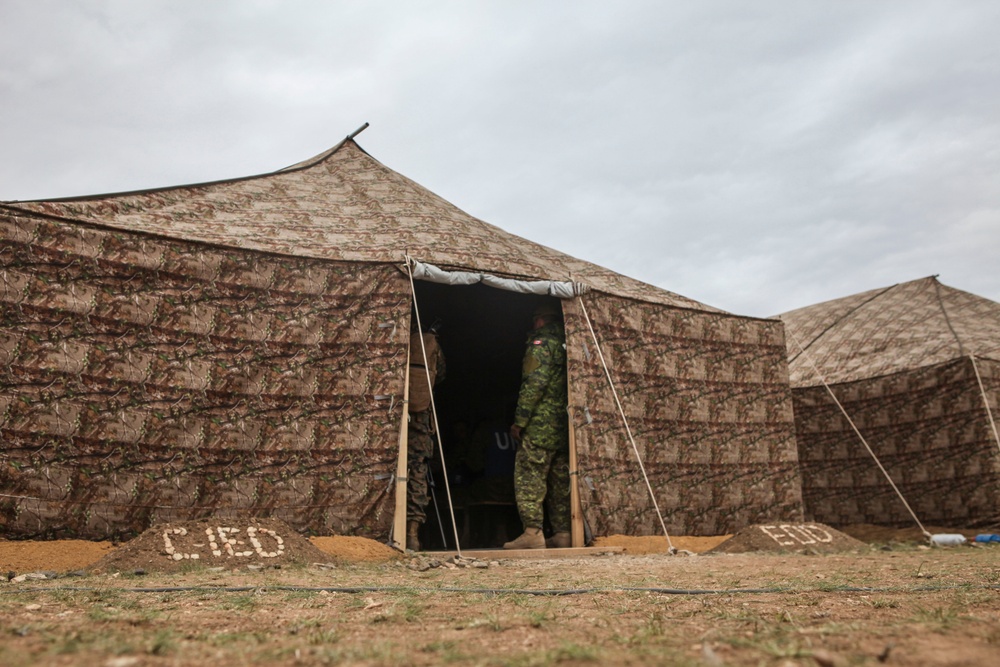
514 321 568 450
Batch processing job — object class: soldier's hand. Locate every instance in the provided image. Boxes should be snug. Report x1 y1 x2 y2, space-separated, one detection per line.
509 424 522 442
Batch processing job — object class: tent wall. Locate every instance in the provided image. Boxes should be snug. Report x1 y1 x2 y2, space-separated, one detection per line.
0 214 410 539
563 294 803 536
1 214 810 541
793 357 1000 527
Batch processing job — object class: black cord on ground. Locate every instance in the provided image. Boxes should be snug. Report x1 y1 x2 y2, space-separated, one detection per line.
2 583 997 596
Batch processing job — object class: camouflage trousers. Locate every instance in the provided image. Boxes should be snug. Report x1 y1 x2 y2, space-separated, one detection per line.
406 410 435 524
513 437 570 533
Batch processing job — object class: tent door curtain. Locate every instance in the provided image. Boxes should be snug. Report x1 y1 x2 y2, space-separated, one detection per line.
396 267 578 551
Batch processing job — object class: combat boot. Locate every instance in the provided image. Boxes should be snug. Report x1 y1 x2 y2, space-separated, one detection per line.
503 527 545 549
545 531 571 548
406 521 421 552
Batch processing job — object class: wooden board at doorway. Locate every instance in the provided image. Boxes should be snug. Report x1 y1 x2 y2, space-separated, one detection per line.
426 546 624 560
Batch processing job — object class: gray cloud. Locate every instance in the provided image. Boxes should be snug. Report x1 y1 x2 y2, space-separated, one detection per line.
2 0 998 316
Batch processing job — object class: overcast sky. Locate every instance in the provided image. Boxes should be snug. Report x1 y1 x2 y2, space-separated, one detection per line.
2 1 998 317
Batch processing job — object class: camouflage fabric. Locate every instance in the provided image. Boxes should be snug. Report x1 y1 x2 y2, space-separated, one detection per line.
513 439 570 532
779 277 1000 386
0 215 410 539
406 410 435 524
563 294 803 536
1 138 806 540
792 358 999 527
4 140 713 312
514 321 569 450
778 277 1000 527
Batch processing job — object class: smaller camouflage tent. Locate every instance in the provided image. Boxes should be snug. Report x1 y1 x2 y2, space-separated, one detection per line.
778 277 1000 527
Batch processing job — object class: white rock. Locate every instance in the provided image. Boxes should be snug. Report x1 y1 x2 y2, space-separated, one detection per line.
105 657 141 667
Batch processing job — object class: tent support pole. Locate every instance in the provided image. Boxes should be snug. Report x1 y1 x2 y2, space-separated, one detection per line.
405 255 463 556
391 343 412 551
568 418 584 547
347 122 369 140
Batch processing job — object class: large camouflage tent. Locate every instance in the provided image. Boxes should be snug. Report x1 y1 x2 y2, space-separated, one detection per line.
778 277 1000 528
1 133 803 543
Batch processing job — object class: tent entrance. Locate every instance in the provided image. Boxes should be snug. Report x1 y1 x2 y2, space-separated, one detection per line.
408 280 561 550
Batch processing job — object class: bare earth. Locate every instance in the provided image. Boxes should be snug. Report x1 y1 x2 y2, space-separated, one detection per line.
1 525 998 666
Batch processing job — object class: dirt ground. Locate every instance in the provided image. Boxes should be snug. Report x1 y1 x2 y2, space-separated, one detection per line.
1 525 998 666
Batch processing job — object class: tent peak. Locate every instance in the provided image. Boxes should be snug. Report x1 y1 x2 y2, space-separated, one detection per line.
274 124 370 173
4 124 372 204
779 275 1000 386
348 122 370 140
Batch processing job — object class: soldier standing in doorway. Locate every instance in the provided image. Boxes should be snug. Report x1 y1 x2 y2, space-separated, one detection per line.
505 303 571 549
406 319 446 551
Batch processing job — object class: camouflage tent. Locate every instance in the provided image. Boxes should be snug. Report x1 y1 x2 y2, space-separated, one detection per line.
1 135 802 542
778 277 1000 528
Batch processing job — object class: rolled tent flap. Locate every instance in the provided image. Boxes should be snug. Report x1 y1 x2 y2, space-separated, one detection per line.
408 259 588 298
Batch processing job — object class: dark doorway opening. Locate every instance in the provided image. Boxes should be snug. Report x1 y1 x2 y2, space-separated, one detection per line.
410 280 561 550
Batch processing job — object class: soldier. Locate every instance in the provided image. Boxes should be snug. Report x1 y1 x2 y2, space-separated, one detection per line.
406 319 446 551
504 303 571 549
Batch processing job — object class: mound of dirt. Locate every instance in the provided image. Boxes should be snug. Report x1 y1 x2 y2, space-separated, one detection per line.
708 523 866 554
89 518 334 574
0 539 115 574
310 535 401 562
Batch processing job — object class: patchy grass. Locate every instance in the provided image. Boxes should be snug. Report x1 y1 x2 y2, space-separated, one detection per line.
2 548 999 665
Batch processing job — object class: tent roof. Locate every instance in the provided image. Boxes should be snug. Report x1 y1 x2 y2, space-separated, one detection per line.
2 137 716 312
777 276 1000 386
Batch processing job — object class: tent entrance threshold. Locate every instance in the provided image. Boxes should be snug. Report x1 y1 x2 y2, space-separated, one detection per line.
418 546 624 560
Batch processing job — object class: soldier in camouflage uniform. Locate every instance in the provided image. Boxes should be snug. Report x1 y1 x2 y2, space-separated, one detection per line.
504 303 571 549
406 322 446 551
